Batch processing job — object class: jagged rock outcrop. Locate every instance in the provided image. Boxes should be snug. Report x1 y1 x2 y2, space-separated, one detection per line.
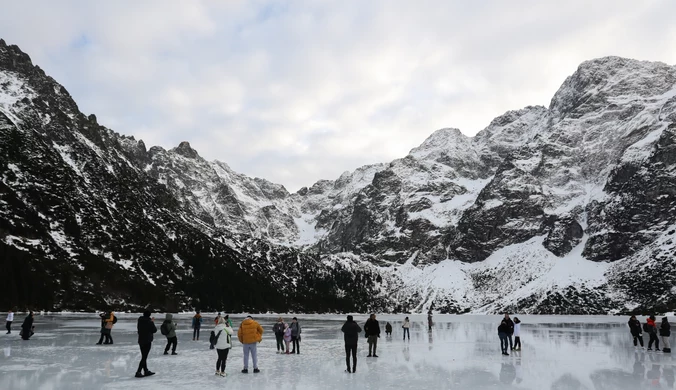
2 39 675 314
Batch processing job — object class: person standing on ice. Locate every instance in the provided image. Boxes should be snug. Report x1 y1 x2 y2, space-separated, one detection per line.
427 310 434 331
213 317 234 377
364 314 381 357
660 317 671 353
504 314 515 350
162 313 178 355
237 315 263 373
402 316 410 340
20 311 34 340
290 317 301 354
385 322 392 337
498 319 510 356
646 315 660 351
513 317 522 351
341 315 362 373
273 317 285 353
283 323 292 354
5 310 13 334
135 311 157 378
192 311 203 341
628 315 644 348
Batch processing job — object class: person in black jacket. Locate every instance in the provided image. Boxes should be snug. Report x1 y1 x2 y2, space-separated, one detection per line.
341 315 362 373
364 314 381 357
628 315 644 348
660 317 671 353
135 311 157 378
20 312 34 340
498 320 510 356
504 314 515 350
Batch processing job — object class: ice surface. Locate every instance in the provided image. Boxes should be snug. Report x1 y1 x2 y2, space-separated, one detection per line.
1 314 674 390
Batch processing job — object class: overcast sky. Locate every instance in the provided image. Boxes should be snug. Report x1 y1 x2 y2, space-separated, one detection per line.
2 1 675 191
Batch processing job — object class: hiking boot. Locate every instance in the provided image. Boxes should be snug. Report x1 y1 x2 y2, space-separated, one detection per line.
241 369 249 374
253 368 260 374
215 371 220 376
163 351 169 355
367 354 372 357
171 352 178 355
345 368 351 373
219 371 226 377
144 371 155 377
135 372 144 378
373 354 379 358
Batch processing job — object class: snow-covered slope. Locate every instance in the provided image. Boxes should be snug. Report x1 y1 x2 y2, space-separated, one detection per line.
2 39 675 314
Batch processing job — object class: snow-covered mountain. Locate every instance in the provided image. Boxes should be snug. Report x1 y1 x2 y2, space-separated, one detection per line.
1 39 675 314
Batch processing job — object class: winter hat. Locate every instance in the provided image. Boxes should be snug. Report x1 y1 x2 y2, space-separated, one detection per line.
143 311 151 317
247 315 253 319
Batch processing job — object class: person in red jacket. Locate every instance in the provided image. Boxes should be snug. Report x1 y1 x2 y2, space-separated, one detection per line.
646 315 660 351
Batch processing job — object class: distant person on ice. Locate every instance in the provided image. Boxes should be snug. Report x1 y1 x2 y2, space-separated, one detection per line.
660 317 671 353
646 315 660 351
498 319 510 356
283 323 292 354
96 311 115 345
290 317 301 354
628 315 644 348
135 311 157 378
273 317 285 353
341 315 362 373
5 309 13 334
161 313 178 355
20 311 34 340
402 316 410 340
504 314 515 350
428 310 434 331
513 317 522 351
192 311 203 341
213 317 234 377
364 314 381 357
237 315 263 374
385 322 392 336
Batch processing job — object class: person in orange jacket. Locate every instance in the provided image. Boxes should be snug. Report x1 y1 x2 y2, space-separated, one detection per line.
237 315 263 374
646 315 660 351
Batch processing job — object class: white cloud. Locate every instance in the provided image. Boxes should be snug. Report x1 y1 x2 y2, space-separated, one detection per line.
1 0 675 191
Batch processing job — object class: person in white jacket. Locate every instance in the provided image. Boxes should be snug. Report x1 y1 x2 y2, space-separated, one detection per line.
213 317 234 377
513 317 522 351
5 310 13 334
402 317 410 340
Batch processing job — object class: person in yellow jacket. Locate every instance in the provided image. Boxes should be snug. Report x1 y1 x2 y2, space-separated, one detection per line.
237 315 263 374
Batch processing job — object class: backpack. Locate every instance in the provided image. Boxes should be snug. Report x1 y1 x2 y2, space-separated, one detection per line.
160 322 169 336
112 315 118 324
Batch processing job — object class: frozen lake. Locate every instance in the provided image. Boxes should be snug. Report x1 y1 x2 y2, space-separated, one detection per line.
1 313 674 389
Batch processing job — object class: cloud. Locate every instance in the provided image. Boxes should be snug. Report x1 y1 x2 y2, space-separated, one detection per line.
1 0 675 191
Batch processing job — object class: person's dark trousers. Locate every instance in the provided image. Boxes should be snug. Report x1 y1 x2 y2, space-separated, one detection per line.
103 329 113 344
633 334 644 347
216 348 229 372
97 332 106 344
291 336 300 354
165 336 177 353
5 321 11 334
137 343 152 374
275 333 284 351
193 326 200 340
648 333 660 350
514 336 521 350
499 333 508 353
403 328 410 340
508 334 514 349
367 336 378 356
345 344 357 372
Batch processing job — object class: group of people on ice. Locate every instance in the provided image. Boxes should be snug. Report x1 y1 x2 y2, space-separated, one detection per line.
4 309 34 340
498 314 522 356
628 315 671 353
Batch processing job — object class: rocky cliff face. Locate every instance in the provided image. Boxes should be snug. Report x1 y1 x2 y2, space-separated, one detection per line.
2 39 674 314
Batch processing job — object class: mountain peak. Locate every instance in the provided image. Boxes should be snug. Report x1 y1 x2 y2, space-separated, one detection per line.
409 128 471 158
172 141 200 159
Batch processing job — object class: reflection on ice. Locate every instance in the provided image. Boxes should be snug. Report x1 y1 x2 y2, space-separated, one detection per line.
0 314 674 389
